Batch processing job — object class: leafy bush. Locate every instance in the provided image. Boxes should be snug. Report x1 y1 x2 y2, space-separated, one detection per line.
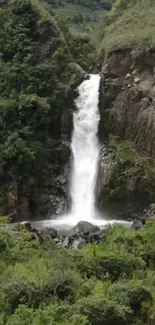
75 295 131 325
75 243 145 280
98 0 155 53
1 220 155 323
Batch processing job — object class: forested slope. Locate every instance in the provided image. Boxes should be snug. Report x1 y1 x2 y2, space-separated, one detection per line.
45 0 115 33
98 0 155 54
0 0 84 219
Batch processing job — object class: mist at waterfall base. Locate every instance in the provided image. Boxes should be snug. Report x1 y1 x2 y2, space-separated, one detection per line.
35 74 130 232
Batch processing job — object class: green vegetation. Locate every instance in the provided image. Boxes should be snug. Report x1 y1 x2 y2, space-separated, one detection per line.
44 0 115 34
57 17 96 71
0 0 84 211
1 1 155 322
101 135 155 202
48 0 155 58
98 0 155 54
1 217 155 324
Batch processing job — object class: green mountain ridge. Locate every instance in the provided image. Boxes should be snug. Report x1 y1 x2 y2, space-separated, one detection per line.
44 0 115 34
98 0 155 54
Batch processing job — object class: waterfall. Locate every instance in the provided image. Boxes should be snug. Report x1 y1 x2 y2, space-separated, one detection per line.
70 74 101 222
33 74 132 230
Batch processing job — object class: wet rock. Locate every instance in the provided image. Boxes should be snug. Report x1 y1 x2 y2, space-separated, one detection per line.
98 148 118 202
131 219 143 230
23 221 33 231
88 231 101 243
40 194 50 205
145 203 155 218
63 236 71 248
54 237 60 244
69 221 100 236
54 197 67 215
43 227 57 239
72 237 86 249
32 225 58 239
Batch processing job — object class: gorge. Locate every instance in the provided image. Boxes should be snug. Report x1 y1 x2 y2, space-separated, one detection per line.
1 0 155 224
1 0 155 324
38 74 130 231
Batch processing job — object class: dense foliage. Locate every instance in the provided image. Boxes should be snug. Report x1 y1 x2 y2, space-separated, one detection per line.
0 0 83 212
97 0 155 54
109 136 155 203
48 0 114 10
1 218 155 324
102 136 155 203
45 0 115 34
57 17 96 71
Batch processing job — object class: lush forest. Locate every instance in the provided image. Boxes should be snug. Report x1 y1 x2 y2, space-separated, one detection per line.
44 0 115 33
1 217 155 325
0 0 86 218
97 0 155 55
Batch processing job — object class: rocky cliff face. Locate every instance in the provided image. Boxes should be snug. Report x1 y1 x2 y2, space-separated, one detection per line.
98 49 155 217
99 49 155 156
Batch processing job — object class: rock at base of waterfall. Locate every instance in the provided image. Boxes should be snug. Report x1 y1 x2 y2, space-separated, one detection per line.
131 219 143 230
38 227 58 239
72 237 86 249
25 222 58 239
63 236 71 247
69 221 100 236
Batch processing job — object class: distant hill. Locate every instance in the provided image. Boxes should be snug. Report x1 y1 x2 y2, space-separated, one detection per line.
44 0 115 34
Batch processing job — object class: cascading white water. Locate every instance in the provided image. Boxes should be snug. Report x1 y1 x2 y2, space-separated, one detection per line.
70 74 101 222
32 74 132 230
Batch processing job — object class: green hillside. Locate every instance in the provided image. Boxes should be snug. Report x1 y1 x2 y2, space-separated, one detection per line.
1 218 155 324
44 0 115 34
98 0 155 54
0 0 84 216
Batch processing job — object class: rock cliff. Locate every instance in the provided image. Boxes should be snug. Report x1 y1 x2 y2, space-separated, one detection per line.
98 49 155 217
99 49 155 156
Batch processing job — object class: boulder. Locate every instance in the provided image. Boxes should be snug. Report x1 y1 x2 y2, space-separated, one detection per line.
72 237 86 249
145 203 155 218
38 227 58 239
131 219 143 230
69 221 100 236
63 236 71 248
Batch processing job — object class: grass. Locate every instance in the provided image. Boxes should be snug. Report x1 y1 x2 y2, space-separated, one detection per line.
99 0 155 53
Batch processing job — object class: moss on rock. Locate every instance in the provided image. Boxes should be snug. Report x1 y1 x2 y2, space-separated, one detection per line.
98 136 155 215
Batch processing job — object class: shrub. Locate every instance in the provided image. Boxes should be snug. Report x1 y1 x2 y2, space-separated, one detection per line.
77 244 145 280
75 295 131 325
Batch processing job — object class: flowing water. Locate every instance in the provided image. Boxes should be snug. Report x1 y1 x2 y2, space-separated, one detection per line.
32 75 131 231
70 74 101 222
